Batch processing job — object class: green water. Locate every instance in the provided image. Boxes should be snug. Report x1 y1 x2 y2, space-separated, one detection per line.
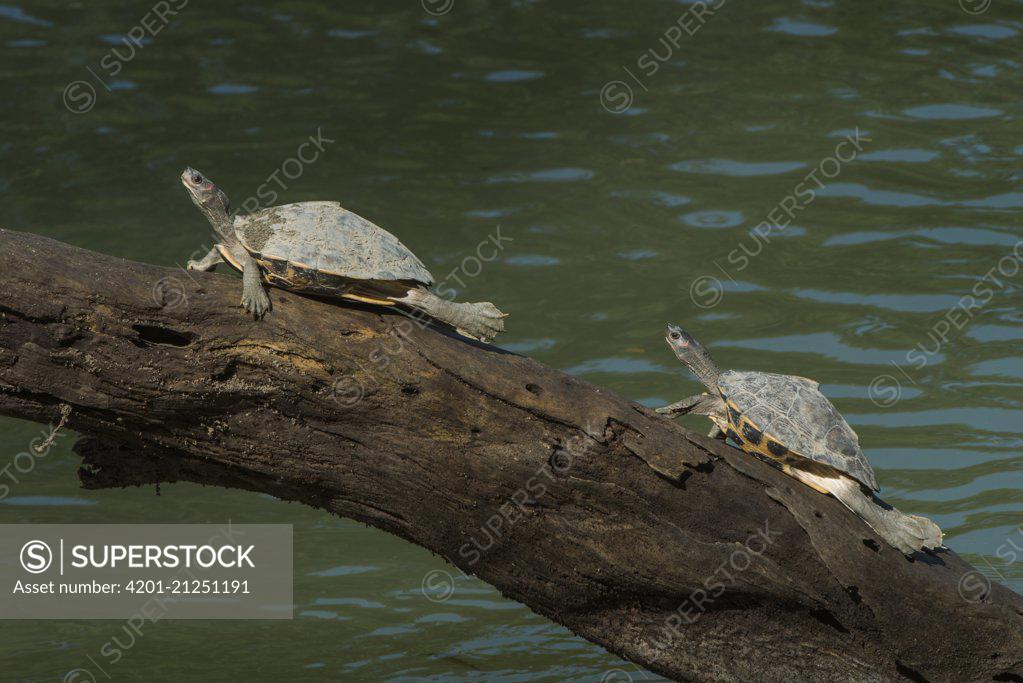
2 1 1022 681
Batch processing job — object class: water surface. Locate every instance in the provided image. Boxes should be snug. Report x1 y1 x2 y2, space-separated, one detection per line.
2 1 1022 681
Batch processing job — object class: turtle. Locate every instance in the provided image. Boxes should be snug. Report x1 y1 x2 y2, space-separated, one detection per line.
180 167 506 342
656 323 942 555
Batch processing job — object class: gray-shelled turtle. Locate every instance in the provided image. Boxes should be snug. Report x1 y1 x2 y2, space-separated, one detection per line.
180 167 506 342
657 323 942 555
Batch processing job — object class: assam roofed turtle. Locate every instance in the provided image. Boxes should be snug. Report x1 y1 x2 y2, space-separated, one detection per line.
657 323 942 555
181 167 506 342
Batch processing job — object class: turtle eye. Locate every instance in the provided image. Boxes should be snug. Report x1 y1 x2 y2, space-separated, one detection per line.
669 332 681 341
192 174 204 185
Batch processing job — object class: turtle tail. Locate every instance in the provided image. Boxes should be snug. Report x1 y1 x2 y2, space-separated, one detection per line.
827 477 943 555
391 288 507 343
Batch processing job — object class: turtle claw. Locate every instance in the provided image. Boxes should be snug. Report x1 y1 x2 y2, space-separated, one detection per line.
655 406 686 419
242 288 271 319
472 303 506 342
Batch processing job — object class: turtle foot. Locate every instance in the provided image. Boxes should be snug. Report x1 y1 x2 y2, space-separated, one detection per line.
241 288 271 319
467 302 506 343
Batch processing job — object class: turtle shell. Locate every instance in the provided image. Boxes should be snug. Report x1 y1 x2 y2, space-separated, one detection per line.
233 202 434 293
717 370 878 491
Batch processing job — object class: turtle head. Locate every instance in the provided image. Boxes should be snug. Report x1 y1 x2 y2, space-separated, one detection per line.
665 323 721 389
181 167 232 235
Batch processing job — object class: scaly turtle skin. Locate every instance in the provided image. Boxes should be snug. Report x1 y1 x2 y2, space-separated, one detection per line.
180 168 506 342
657 323 942 555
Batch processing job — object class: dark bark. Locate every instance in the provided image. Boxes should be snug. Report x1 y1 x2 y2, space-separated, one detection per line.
1 228 1021 682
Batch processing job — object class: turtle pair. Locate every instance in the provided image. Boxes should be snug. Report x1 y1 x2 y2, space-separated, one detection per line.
657 324 943 556
180 168 506 342
181 167 940 555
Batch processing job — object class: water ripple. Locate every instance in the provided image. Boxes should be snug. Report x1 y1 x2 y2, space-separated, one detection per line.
680 210 744 228
486 168 594 183
671 158 806 176
948 24 1018 40
904 104 1002 120
0 5 52 26
767 17 837 37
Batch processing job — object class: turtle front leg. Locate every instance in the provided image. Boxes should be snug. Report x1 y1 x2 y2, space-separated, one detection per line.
656 393 724 417
187 246 224 272
240 254 271 318
657 393 729 439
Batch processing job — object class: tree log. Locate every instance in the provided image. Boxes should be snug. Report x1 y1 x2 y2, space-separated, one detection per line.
1 228 1020 682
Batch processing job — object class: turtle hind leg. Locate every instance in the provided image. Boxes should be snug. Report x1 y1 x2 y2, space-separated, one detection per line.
813 474 943 555
389 288 506 343
783 464 832 494
341 293 397 306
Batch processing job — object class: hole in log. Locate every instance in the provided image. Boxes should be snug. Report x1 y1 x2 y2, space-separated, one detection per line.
525 383 542 396
994 673 1023 682
401 383 420 396
132 324 195 348
862 539 880 552
470 427 481 435
54 324 84 347
895 660 930 682
814 510 823 519
845 585 862 604
212 361 238 382
548 448 571 471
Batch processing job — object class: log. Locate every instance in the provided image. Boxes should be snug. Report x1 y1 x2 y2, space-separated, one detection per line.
1 227 1020 682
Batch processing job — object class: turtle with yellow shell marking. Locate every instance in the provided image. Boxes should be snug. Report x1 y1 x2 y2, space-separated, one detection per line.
657 323 942 556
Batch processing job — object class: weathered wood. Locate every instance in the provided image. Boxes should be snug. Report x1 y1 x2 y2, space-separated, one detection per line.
1 228 1020 682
